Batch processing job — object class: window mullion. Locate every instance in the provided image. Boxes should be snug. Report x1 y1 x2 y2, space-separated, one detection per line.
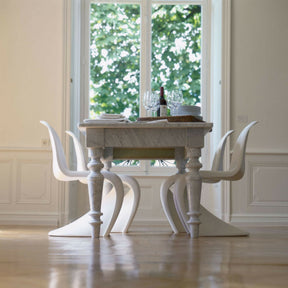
83 0 92 120
140 0 152 117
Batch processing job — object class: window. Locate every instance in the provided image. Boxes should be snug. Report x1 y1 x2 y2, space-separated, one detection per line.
89 1 204 121
73 0 211 174
88 0 208 117
70 0 232 218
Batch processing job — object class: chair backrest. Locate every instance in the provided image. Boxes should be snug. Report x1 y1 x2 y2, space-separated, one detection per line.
211 130 234 172
66 131 87 171
229 121 258 180
40 121 80 181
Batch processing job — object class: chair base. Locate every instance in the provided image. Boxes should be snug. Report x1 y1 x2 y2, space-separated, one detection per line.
160 174 248 237
49 213 92 237
48 206 248 237
49 176 140 238
49 183 122 237
199 205 248 237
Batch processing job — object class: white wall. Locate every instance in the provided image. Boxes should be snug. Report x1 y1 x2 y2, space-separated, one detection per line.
0 0 65 145
0 0 67 225
1 0 288 228
230 0 288 224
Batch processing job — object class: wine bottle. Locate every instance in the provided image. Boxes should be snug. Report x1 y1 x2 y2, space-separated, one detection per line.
157 86 167 117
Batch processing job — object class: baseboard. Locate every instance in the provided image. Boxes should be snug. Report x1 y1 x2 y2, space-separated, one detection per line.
230 214 288 226
129 219 172 232
0 213 59 226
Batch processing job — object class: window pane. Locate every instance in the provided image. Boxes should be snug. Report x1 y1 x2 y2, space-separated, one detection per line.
89 3 140 121
150 4 201 167
151 4 201 105
89 3 141 167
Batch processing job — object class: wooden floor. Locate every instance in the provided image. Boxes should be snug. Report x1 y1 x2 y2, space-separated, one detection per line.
0 226 288 288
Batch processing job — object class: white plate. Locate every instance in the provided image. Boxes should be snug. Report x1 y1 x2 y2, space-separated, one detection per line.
177 106 200 111
99 113 125 119
83 119 128 123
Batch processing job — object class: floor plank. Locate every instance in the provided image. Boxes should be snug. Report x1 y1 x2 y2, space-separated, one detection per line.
0 226 288 287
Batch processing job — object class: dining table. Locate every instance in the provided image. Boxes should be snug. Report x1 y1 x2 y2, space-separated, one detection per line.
78 120 213 238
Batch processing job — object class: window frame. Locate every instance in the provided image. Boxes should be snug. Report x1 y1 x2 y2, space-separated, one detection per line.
84 0 210 117
69 0 233 218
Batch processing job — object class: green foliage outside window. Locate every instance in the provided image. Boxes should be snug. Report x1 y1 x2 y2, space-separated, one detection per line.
151 5 201 105
90 4 140 121
89 3 201 121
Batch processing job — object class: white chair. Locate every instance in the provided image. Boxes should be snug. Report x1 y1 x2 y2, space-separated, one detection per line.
199 121 258 183
167 121 258 236
160 129 234 234
40 120 124 237
66 130 141 233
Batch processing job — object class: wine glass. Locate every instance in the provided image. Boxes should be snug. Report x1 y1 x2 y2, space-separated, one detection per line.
167 90 183 115
167 91 175 115
143 91 153 116
173 90 184 114
150 91 160 117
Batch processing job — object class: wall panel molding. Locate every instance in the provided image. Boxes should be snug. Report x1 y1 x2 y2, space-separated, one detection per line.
16 159 52 205
248 161 288 207
231 153 288 225
0 149 60 226
0 159 13 204
133 177 167 223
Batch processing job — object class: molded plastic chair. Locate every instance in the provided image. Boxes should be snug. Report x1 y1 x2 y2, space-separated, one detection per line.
160 129 234 234
202 130 234 183
200 121 258 183
173 121 258 235
40 120 124 237
66 130 141 233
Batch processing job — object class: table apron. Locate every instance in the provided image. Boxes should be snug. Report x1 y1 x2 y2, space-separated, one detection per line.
86 128 205 148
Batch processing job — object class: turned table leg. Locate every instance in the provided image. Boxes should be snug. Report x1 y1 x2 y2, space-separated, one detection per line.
185 147 202 238
87 147 104 238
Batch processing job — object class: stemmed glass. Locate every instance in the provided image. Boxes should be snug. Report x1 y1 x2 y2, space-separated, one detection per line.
143 91 153 116
167 90 183 115
143 91 159 117
150 91 160 117
174 90 184 113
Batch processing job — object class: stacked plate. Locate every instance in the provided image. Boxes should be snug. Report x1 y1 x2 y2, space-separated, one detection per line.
173 105 201 117
84 113 129 123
